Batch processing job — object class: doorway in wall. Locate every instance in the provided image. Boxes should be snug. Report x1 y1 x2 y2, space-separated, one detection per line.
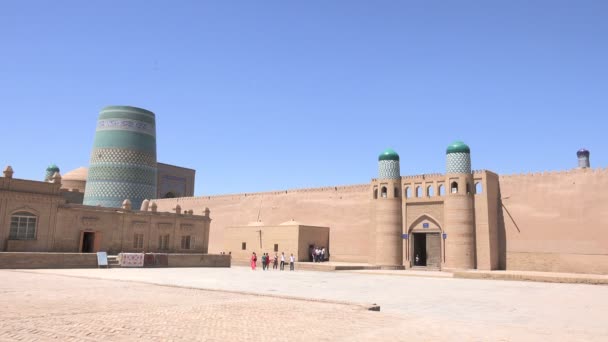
81 232 95 253
413 233 427 266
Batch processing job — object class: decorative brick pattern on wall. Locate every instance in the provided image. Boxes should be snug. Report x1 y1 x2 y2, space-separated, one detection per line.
446 153 471 174
378 160 400 179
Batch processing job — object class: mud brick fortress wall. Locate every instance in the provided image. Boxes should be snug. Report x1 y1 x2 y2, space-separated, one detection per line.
154 167 608 274
498 168 608 274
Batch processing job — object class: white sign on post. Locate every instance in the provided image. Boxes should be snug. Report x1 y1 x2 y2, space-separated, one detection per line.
97 252 108 268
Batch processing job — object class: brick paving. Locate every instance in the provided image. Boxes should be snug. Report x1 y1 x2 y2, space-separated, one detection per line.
1 269 607 341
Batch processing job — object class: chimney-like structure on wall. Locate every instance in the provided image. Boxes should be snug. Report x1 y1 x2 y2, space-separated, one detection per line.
443 141 475 269
370 148 403 266
83 106 158 209
577 149 590 168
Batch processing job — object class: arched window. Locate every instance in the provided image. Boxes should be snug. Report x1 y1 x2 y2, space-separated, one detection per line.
416 186 423 198
9 211 37 240
405 187 412 198
475 182 483 194
394 187 400 198
381 187 387 198
427 185 434 197
451 181 458 194
439 184 446 196
373 188 378 199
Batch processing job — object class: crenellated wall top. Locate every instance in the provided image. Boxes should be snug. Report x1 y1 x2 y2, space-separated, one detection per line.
498 166 608 180
154 183 370 203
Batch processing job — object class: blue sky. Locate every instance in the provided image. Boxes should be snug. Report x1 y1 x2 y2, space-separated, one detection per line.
1 1 607 195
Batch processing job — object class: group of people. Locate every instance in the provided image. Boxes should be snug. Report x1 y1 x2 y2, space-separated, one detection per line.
310 246 327 262
250 252 295 271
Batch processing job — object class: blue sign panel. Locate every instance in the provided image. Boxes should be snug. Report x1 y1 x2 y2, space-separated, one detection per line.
442 233 447 239
423 223 429 229
402 233 409 239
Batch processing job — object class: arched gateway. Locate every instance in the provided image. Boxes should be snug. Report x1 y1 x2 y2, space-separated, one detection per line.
408 214 443 269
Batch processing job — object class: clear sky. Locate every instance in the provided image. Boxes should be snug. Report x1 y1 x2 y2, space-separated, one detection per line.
1 1 607 195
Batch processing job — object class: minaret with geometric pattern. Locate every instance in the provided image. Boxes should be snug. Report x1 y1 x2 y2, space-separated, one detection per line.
83 106 157 209
443 141 476 269
370 148 403 267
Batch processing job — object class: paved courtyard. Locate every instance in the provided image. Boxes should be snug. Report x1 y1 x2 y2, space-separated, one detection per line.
1 267 607 341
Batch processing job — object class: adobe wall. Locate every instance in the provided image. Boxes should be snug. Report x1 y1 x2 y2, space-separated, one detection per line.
53 205 210 255
154 167 608 273
154 185 371 262
224 225 300 263
498 168 608 274
0 252 97 269
166 254 230 267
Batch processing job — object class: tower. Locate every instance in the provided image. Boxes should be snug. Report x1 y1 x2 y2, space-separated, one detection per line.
83 106 157 209
370 148 403 266
443 141 476 269
577 149 590 168
45 164 60 182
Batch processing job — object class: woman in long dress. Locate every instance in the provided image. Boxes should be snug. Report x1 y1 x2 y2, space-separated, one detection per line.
251 252 257 270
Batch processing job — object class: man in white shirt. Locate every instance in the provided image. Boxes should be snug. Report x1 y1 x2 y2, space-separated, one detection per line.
321 247 325 262
289 253 295 271
280 252 285 271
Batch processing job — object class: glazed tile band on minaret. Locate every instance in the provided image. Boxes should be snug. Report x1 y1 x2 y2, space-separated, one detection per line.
83 106 157 209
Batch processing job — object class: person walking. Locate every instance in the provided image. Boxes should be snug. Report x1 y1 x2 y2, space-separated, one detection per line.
280 252 285 270
273 253 278 270
289 253 295 271
250 252 257 270
321 247 325 262
261 253 267 270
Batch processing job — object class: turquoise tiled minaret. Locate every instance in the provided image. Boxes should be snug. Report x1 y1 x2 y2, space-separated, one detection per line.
83 106 157 209
378 148 400 179
446 141 471 174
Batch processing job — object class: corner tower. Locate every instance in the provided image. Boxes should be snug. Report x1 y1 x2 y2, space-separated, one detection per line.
83 106 157 209
370 148 403 266
443 141 476 269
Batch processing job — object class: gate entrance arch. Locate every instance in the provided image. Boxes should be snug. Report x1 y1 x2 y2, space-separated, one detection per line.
408 214 443 269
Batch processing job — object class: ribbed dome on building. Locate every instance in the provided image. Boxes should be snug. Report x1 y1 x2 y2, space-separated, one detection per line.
45 164 60 181
446 141 471 174
378 148 400 161
446 141 471 154
378 148 401 179
61 167 88 192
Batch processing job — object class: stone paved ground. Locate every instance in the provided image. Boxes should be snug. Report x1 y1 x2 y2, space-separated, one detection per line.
2 268 607 341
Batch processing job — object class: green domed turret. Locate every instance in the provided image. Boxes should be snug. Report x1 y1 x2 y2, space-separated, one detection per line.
378 148 400 179
446 141 470 154
446 140 471 174
378 148 400 161
45 164 60 181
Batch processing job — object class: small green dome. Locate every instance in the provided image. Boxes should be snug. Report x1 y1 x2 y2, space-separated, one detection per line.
446 141 470 154
46 164 60 171
378 148 400 161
